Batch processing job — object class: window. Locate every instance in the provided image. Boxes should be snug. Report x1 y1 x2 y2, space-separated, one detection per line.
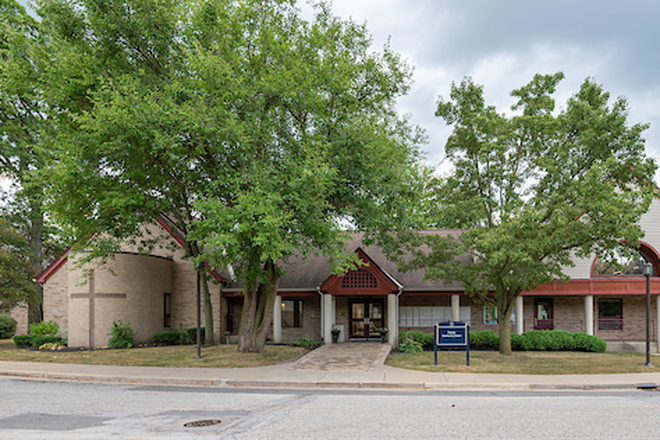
164 293 172 328
399 306 471 327
483 306 516 325
593 247 655 276
598 298 623 330
282 300 303 328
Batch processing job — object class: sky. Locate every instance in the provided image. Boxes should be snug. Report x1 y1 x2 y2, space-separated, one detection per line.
12 0 660 181
320 0 660 178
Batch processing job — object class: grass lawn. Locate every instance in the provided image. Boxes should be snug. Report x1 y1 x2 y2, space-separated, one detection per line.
0 339 308 368
387 350 660 375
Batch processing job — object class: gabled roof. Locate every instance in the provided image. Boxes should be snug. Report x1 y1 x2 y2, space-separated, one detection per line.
37 214 227 284
225 230 468 292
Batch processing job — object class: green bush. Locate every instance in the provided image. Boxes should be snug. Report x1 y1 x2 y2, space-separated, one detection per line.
397 337 423 353
399 331 434 350
31 336 64 347
186 327 205 344
0 315 17 339
28 320 59 338
295 338 317 348
153 330 184 345
107 320 136 348
470 330 499 350
573 332 607 352
13 334 31 347
510 333 524 351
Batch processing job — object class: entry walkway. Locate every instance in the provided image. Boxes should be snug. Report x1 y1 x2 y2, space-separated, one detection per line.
293 342 391 372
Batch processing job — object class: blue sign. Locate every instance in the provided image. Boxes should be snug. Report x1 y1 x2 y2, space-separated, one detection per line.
434 322 470 366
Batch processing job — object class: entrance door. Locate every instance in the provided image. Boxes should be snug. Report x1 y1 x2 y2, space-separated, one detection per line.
534 298 554 330
349 299 384 339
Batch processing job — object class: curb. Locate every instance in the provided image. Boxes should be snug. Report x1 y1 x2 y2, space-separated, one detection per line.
0 370 644 391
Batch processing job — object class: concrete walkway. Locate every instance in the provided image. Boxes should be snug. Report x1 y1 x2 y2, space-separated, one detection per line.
1 342 660 391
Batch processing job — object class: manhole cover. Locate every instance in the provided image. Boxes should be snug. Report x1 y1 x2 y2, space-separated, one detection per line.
183 419 221 428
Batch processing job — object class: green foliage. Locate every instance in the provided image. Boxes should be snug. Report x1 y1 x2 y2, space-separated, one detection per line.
38 0 424 353
153 330 184 346
397 337 424 353
107 320 135 349
572 332 607 352
295 338 317 348
0 217 34 310
421 73 657 354
399 331 434 350
30 335 63 347
13 334 31 347
470 330 500 350
28 320 59 338
186 327 205 345
0 314 17 339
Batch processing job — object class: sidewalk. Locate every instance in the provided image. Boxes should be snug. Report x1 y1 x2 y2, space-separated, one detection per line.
1 343 660 391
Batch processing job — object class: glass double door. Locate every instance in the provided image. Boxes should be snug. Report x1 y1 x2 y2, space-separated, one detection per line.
349 299 384 340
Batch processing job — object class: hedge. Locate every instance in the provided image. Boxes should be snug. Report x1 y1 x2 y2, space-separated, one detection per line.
398 329 606 352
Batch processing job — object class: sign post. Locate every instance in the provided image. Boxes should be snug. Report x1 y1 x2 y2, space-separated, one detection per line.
434 322 470 367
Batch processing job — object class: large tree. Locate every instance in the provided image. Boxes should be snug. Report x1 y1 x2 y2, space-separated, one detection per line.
420 73 656 355
37 0 424 351
0 0 65 322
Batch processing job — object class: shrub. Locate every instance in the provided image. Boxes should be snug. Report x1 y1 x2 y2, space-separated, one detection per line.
29 320 59 338
186 327 205 344
573 332 607 352
13 334 31 347
30 336 63 347
295 338 317 348
0 315 17 339
399 331 434 350
397 336 424 353
510 333 524 351
153 330 184 346
470 330 499 350
107 320 136 348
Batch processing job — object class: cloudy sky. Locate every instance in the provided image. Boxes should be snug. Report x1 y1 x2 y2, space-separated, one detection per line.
322 0 660 178
14 0 660 180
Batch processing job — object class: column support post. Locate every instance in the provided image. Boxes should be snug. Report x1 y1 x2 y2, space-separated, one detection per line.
585 295 594 336
515 296 524 335
273 295 282 344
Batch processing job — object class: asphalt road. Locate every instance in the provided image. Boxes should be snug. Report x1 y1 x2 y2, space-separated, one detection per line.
1 378 660 439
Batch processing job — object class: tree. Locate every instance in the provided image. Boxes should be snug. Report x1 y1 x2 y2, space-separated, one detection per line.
0 215 33 311
421 73 656 355
37 0 424 351
0 0 64 322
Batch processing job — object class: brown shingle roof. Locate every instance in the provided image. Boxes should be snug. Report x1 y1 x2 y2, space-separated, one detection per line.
225 230 468 292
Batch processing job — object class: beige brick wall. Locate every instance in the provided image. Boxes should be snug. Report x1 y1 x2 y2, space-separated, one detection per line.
67 252 173 347
9 305 28 336
43 261 69 338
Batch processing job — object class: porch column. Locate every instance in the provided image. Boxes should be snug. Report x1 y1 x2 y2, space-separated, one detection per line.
515 296 524 335
273 295 282 344
451 294 460 322
323 294 334 344
656 295 660 354
585 295 594 336
387 293 397 347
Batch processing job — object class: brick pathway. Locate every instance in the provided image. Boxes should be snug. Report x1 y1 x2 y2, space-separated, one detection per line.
292 342 391 372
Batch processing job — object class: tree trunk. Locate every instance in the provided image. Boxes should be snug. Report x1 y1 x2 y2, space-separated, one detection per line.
27 201 44 325
200 274 215 344
238 260 280 353
498 301 514 355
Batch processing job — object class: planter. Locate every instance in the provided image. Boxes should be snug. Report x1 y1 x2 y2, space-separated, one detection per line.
331 329 340 343
379 329 388 343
